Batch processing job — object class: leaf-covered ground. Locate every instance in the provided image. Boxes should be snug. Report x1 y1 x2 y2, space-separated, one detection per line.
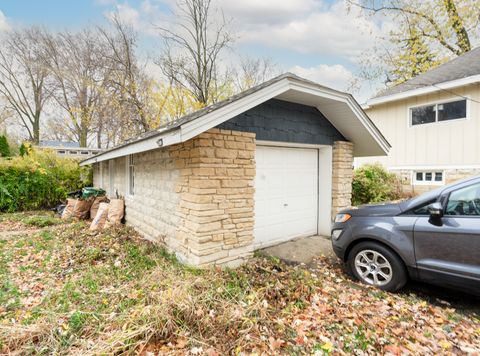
0 211 479 355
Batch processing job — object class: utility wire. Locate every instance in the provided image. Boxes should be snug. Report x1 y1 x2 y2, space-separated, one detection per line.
399 82 480 104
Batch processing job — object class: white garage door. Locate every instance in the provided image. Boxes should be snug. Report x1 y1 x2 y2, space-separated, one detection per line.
254 145 318 248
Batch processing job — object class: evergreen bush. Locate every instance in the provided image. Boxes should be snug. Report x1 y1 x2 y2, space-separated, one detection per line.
0 135 10 157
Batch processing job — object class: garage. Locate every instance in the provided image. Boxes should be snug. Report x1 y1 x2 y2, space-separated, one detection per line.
83 73 390 266
254 144 320 248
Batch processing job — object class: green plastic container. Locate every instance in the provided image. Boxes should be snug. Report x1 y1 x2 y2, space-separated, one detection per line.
82 187 106 199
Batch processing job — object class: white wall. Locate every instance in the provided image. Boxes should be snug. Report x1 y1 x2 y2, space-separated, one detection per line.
357 83 480 169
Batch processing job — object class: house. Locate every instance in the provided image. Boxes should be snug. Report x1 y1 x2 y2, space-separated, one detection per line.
81 73 389 267
357 47 480 194
38 140 103 158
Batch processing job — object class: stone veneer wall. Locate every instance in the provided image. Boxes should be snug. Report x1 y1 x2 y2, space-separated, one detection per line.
331 141 354 218
116 128 256 267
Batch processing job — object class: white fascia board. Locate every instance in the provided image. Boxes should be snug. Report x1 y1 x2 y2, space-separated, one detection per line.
80 129 181 166
80 80 290 166
180 79 291 141
288 81 390 155
81 76 389 165
368 74 480 106
344 96 391 154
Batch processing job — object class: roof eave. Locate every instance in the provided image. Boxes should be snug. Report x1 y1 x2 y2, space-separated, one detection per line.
367 74 480 107
81 76 390 165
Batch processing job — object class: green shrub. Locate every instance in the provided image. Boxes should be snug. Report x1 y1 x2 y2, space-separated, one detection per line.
0 148 92 212
352 163 401 206
0 135 10 157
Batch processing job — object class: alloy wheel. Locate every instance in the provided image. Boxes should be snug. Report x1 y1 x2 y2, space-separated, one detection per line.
354 249 393 286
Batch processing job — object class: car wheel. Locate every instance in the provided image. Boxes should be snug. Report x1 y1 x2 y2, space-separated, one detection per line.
348 242 407 292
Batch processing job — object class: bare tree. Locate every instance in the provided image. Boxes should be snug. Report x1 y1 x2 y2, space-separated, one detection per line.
0 28 51 144
98 16 168 135
42 29 112 147
234 57 280 91
156 0 233 105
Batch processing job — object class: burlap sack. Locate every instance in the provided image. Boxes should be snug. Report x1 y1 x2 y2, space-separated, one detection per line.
61 198 77 219
72 197 94 220
89 202 109 231
90 196 109 221
104 199 124 228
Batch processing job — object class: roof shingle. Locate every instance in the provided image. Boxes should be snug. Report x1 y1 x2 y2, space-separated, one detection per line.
373 46 480 99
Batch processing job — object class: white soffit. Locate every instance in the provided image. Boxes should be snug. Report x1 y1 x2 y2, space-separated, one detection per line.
81 76 389 165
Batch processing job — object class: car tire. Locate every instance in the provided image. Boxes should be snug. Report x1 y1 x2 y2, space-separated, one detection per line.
348 242 407 292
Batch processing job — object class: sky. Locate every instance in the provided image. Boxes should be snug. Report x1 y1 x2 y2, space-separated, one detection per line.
0 0 391 102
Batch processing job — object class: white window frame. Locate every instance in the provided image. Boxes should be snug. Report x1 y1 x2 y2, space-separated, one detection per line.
408 97 469 128
412 170 445 186
126 155 135 197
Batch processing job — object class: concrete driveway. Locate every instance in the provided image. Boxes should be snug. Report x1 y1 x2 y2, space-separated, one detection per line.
260 235 334 265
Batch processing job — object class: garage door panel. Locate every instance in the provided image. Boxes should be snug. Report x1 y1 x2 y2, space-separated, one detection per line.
254 145 318 247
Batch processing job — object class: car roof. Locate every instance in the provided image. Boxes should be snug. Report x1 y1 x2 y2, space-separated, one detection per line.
400 175 480 211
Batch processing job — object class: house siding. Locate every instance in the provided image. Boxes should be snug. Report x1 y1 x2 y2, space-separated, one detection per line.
217 99 345 145
357 83 480 191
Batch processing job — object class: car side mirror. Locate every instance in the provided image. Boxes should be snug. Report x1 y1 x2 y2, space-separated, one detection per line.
427 202 444 218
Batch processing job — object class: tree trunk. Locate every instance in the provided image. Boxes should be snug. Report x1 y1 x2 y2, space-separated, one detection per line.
79 128 88 147
32 114 40 145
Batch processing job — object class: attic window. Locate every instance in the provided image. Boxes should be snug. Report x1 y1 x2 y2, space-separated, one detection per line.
410 99 467 126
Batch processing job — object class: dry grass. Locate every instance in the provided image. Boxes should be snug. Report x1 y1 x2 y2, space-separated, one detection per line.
1 211 479 355
0 214 317 355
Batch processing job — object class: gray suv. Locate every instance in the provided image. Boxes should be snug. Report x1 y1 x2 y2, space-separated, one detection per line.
331 176 480 294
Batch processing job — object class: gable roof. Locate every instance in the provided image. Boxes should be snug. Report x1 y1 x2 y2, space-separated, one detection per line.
368 46 480 106
81 73 390 166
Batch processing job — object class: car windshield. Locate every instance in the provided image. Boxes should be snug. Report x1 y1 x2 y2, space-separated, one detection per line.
400 176 480 213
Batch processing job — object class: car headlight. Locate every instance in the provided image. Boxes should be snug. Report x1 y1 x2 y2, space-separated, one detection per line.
334 213 351 223
331 229 343 240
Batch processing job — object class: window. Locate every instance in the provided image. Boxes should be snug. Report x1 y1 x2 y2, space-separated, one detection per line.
80 151 89 155
128 155 135 196
445 183 480 216
414 171 444 185
58 150 66 154
70 151 78 155
410 99 467 126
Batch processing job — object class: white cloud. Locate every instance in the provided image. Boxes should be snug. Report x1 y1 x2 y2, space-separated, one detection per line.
104 1 165 36
290 63 354 91
108 3 141 27
217 0 319 26
289 63 377 102
213 0 387 60
0 10 10 32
